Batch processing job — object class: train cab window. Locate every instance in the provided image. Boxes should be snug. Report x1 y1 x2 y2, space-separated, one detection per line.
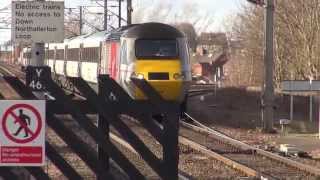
135 39 178 59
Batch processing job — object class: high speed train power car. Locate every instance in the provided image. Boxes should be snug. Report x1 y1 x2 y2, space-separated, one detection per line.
19 22 192 114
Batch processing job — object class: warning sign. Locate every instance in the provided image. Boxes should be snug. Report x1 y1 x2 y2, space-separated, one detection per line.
12 1 64 43
0 100 45 166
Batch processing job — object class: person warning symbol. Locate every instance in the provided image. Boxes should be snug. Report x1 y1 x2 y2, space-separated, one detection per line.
13 109 31 138
2 104 42 144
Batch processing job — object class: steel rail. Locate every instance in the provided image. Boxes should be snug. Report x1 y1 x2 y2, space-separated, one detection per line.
178 136 274 179
182 113 320 177
5 63 319 178
0 64 259 179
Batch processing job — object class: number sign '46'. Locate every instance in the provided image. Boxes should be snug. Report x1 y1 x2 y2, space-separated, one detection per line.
26 66 51 91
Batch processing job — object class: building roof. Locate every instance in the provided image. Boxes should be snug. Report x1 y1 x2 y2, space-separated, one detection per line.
193 51 229 67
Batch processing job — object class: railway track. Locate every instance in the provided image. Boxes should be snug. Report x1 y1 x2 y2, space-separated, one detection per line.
188 84 218 98
0 63 249 179
181 113 320 179
114 115 249 179
2 62 320 179
0 63 193 179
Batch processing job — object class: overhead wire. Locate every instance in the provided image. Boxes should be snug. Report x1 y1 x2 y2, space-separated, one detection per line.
0 3 11 28
82 6 117 30
0 3 10 12
65 7 104 33
94 0 128 23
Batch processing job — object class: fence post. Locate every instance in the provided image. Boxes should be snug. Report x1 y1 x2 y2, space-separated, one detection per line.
130 78 180 179
162 104 179 180
97 75 110 180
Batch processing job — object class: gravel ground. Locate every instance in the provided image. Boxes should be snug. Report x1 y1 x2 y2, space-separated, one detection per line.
178 145 249 180
206 125 320 173
187 89 320 176
180 125 318 179
3 63 319 179
45 115 129 180
226 154 317 180
119 117 248 179
0 63 247 179
45 119 96 179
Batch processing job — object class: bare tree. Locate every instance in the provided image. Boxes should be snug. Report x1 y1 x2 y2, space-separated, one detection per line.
225 5 264 86
275 0 320 83
132 1 214 34
226 0 320 87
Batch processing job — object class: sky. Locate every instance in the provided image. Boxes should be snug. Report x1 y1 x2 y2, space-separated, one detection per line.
0 0 246 44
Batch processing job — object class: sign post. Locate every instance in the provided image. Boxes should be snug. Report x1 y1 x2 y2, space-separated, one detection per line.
0 100 45 166
12 1 64 93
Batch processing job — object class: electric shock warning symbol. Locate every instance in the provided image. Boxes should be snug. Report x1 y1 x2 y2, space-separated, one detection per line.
2 104 42 144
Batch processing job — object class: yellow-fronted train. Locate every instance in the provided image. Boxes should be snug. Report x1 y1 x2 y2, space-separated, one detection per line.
19 22 192 118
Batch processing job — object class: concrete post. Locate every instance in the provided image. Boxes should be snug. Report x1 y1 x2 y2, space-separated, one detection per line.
262 0 275 132
104 0 108 30
127 0 132 25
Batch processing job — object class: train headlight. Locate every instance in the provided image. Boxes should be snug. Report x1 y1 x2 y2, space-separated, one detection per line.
137 73 144 79
131 72 144 79
173 73 185 80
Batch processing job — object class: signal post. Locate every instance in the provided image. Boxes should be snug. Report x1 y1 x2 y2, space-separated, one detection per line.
247 0 275 132
10 1 64 179
12 1 64 93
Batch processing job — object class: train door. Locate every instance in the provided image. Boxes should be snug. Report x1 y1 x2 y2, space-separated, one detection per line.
108 42 119 80
119 40 127 85
100 42 109 74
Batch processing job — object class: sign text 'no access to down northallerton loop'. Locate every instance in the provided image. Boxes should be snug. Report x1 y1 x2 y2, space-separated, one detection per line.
12 1 64 43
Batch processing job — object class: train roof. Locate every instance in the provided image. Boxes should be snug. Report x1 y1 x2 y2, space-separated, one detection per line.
123 22 184 39
47 23 183 49
65 24 138 43
106 24 138 40
49 25 135 48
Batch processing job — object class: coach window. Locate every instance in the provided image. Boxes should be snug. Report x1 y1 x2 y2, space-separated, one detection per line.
56 49 64 60
82 48 89 61
82 47 99 62
82 48 87 61
48 50 54 59
68 48 80 61
26 52 31 59
92 47 99 62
